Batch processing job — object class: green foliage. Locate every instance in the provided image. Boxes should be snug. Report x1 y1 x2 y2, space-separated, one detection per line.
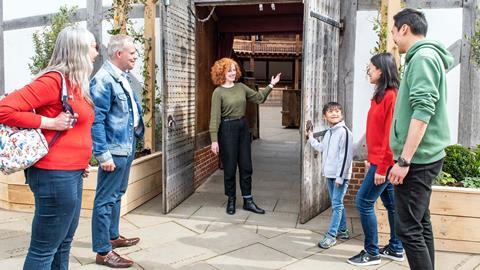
468 7 480 69
107 0 161 129
29 6 77 75
443 145 480 182
371 6 387 55
89 155 99 167
464 177 480 188
434 171 457 186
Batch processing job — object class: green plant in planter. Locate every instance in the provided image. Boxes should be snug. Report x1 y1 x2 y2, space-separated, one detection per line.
464 177 480 188
434 171 457 186
29 6 77 75
443 144 479 182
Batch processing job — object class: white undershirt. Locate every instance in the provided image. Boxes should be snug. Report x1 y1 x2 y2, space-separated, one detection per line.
108 61 140 128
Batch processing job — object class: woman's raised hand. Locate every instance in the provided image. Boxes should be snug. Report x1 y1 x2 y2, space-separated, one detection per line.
270 73 282 86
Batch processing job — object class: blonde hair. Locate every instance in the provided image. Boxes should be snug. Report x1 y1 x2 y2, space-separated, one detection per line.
38 26 95 104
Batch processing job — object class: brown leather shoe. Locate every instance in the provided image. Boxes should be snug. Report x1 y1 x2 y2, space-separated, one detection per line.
96 251 134 268
110 235 140 249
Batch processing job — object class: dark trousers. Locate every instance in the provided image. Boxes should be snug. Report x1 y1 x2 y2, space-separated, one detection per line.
92 153 134 253
218 117 252 197
23 167 84 270
394 159 443 270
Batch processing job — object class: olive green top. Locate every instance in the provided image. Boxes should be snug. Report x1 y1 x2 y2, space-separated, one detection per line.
209 82 273 142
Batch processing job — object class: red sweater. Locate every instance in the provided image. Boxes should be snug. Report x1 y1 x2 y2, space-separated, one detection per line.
0 73 94 170
366 89 397 176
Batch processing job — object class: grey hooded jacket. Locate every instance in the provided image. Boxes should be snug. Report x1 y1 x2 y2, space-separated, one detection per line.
307 121 353 185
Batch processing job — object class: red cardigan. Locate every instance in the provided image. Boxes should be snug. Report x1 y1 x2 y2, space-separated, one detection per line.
0 73 94 170
366 89 397 176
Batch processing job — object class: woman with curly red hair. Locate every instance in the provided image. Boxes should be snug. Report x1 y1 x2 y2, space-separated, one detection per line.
209 57 281 215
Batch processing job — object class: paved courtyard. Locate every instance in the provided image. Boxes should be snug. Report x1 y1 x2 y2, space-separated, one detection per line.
0 106 478 269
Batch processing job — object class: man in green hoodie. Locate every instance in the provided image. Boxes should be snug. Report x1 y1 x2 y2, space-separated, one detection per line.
388 8 453 270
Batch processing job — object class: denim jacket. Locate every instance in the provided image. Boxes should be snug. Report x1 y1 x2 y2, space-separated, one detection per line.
90 62 144 163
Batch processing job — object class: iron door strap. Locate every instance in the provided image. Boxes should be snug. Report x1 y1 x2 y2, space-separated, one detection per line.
310 11 343 30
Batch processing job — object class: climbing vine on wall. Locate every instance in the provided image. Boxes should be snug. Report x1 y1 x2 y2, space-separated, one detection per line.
108 0 161 151
468 7 480 69
108 0 159 116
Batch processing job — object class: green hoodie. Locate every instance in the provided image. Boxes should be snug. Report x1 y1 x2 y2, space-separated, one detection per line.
390 40 454 164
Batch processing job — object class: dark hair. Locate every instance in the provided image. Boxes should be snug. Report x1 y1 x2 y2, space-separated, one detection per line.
370 53 399 103
393 8 428 36
322 102 343 115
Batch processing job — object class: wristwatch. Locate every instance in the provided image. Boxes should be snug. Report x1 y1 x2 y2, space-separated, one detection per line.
397 157 411 167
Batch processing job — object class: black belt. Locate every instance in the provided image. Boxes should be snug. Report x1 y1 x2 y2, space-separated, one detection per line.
222 116 244 122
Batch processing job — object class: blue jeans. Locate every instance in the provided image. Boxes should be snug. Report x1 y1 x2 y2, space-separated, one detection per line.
356 164 403 255
92 153 134 253
326 178 349 237
23 167 83 270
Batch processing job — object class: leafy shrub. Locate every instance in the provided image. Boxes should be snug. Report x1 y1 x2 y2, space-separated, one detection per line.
29 6 77 75
443 145 479 182
434 171 457 186
464 177 480 188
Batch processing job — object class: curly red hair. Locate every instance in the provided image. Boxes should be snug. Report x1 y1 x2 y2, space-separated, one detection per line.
210 58 242 86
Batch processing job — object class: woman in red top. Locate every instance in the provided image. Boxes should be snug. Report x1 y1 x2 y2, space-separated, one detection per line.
0 26 98 270
348 53 404 266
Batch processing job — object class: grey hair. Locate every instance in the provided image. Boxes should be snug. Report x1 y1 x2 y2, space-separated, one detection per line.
39 26 95 105
107 34 134 59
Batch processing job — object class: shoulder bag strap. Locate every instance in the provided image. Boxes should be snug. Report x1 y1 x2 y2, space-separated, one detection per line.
46 71 74 147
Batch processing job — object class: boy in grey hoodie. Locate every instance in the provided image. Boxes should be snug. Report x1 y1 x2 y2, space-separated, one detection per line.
306 102 353 249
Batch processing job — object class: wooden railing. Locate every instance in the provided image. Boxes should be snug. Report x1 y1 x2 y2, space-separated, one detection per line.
233 39 301 55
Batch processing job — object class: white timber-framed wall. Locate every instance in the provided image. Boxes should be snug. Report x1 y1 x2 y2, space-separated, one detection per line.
338 0 479 149
0 0 479 146
0 0 163 127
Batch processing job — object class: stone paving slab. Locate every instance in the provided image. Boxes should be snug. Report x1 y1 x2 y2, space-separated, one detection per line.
1 106 479 269
206 243 298 270
245 210 298 228
261 229 322 259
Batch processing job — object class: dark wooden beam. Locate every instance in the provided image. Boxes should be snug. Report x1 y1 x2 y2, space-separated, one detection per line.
87 0 104 74
194 0 302 6
458 0 480 146
338 0 357 129
0 0 4 95
404 0 463 8
358 0 463 10
218 15 303 33
446 38 462 72
3 4 158 32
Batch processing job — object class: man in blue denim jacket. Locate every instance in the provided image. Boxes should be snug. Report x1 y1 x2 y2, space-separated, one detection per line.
90 34 144 268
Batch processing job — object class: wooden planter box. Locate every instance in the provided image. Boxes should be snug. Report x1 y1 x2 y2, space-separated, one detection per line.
0 152 162 217
376 185 480 254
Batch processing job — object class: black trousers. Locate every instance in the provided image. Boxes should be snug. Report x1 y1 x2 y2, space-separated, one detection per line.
218 117 252 197
394 158 443 270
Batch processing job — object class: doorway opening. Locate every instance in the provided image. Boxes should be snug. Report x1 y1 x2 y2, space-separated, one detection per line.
192 2 304 221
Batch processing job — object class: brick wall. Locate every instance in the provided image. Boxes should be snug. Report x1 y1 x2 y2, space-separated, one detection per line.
194 145 219 189
345 161 367 206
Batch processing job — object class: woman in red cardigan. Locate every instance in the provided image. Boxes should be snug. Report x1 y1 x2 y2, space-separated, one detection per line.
0 26 98 270
348 53 404 266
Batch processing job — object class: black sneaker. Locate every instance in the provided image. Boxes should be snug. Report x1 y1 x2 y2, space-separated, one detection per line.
347 250 381 266
379 244 405 262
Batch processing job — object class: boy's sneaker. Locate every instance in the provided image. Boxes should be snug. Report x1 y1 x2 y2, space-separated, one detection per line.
379 244 405 262
337 229 350 240
318 234 337 249
347 250 381 266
